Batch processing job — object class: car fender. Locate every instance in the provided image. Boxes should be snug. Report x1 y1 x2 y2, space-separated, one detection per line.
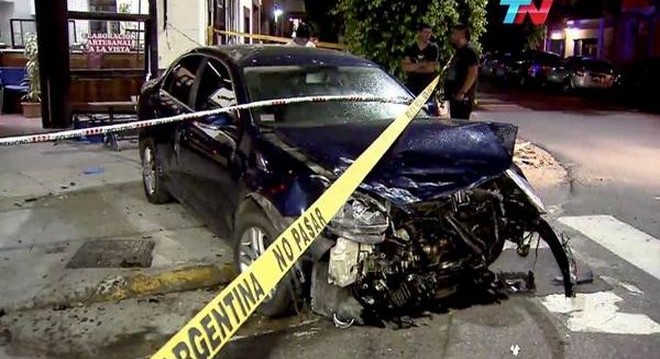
237 192 334 262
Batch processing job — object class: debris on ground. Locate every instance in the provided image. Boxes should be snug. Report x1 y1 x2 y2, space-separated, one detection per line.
510 344 521 356
513 139 557 169
499 271 536 294
553 269 594 286
513 139 568 190
95 275 128 296
52 303 72 311
82 166 105 175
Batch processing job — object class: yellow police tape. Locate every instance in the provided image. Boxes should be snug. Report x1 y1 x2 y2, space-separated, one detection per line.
150 76 439 359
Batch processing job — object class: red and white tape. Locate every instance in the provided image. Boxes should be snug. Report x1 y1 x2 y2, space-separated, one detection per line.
0 95 412 147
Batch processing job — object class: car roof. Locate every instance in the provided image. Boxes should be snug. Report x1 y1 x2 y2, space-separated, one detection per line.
190 44 378 68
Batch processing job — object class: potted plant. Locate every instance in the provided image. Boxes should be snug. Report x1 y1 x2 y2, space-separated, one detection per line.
21 33 41 118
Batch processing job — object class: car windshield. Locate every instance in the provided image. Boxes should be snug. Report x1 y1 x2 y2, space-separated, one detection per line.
243 65 422 127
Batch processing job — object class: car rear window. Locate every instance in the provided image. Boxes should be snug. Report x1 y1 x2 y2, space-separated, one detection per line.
537 53 561 65
581 59 612 73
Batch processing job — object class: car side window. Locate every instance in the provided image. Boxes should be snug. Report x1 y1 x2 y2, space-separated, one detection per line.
163 55 203 107
194 59 238 123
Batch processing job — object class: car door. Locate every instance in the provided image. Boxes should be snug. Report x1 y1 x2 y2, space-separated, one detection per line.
177 57 243 238
153 54 205 190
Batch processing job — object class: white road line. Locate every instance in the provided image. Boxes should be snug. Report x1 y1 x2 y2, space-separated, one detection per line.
541 291 660 335
558 215 660 280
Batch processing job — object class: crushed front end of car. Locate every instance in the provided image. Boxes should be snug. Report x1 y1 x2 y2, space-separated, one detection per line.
276 120 577 326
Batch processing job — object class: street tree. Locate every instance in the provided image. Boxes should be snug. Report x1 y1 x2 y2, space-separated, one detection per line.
336 0 488 79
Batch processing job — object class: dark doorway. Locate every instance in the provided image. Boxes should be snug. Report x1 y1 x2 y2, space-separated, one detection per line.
214 0 227 44
244 6 250 43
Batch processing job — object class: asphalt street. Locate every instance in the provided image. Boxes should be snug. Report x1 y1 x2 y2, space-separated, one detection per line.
475 89 660 238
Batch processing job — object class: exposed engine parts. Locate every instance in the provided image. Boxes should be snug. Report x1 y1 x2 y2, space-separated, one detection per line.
321 174 575 325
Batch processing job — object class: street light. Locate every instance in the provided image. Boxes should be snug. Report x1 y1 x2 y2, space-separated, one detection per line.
274 8 283 21
274 8 283 37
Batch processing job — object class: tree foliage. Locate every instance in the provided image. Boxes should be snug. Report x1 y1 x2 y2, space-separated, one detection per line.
525 24 547 50
336 0 488 78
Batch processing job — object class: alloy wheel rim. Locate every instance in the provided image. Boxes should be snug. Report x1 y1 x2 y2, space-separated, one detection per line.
142 146 156 195
239 226 276 301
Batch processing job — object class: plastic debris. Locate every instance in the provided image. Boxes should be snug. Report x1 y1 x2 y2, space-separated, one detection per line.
332 313 355 329
553 268 594 285
96 275 127 295
82 166 105 175
510 344 521 356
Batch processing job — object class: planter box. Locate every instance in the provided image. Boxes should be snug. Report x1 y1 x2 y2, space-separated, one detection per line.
21 102 41 118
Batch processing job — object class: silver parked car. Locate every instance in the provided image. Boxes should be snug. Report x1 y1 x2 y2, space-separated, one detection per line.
545 56 618 92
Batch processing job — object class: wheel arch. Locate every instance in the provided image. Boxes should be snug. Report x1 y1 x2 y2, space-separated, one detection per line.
234 192 334 262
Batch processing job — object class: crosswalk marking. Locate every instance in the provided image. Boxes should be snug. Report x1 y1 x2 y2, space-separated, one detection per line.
534 215 660 335
541 291 660 335
558 215 660 280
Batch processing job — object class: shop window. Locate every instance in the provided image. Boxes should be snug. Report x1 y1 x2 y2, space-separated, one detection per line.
89 0 119 35
548 39 565 57
574 38 598 57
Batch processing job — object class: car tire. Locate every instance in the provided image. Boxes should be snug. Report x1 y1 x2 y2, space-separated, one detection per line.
232 203 302 317
139 137 173 204
563 78 575 93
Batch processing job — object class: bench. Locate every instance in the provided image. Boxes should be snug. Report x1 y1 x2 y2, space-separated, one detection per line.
71 100 137 151
0 67 29 114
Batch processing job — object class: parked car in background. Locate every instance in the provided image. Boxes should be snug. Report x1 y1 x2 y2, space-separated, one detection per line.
508 50 562 88
545 56 618 92
480 51 512 81
480 52 498 78
614 57 660 112
491 53 516 84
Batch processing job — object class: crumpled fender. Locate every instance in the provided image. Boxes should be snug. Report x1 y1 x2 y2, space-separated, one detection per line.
536 217 576 297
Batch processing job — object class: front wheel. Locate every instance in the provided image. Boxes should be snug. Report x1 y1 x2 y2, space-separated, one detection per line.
139 137 172 204
232 204 303 317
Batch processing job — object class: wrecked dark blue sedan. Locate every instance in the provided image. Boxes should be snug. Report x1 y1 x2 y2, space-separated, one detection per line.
137 45 573 324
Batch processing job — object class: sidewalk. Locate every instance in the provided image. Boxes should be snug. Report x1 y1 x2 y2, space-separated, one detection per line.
0 127 235 314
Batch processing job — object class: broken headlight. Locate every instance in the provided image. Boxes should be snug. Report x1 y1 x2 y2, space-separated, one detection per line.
327 195 389 244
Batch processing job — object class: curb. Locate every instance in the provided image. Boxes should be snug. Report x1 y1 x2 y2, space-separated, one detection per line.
6 263 237 313
92 263 237 303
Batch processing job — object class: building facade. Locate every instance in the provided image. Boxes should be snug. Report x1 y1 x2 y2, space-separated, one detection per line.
0 0 268 67
546 0 660 64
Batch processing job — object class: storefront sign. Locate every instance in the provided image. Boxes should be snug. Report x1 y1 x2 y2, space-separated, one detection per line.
85 33 137 53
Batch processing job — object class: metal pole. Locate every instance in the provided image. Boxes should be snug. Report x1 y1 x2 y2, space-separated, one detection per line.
149 0 159 77
34 0 72 128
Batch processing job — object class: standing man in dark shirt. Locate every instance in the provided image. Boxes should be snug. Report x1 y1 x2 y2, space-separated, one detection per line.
402 23 439 96
443 24 480 120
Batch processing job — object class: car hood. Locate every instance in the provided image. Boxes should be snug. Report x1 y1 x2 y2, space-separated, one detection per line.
271 119 518 206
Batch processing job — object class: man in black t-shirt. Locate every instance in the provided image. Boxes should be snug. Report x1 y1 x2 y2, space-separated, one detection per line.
402 23 439 96
443 24 480 120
